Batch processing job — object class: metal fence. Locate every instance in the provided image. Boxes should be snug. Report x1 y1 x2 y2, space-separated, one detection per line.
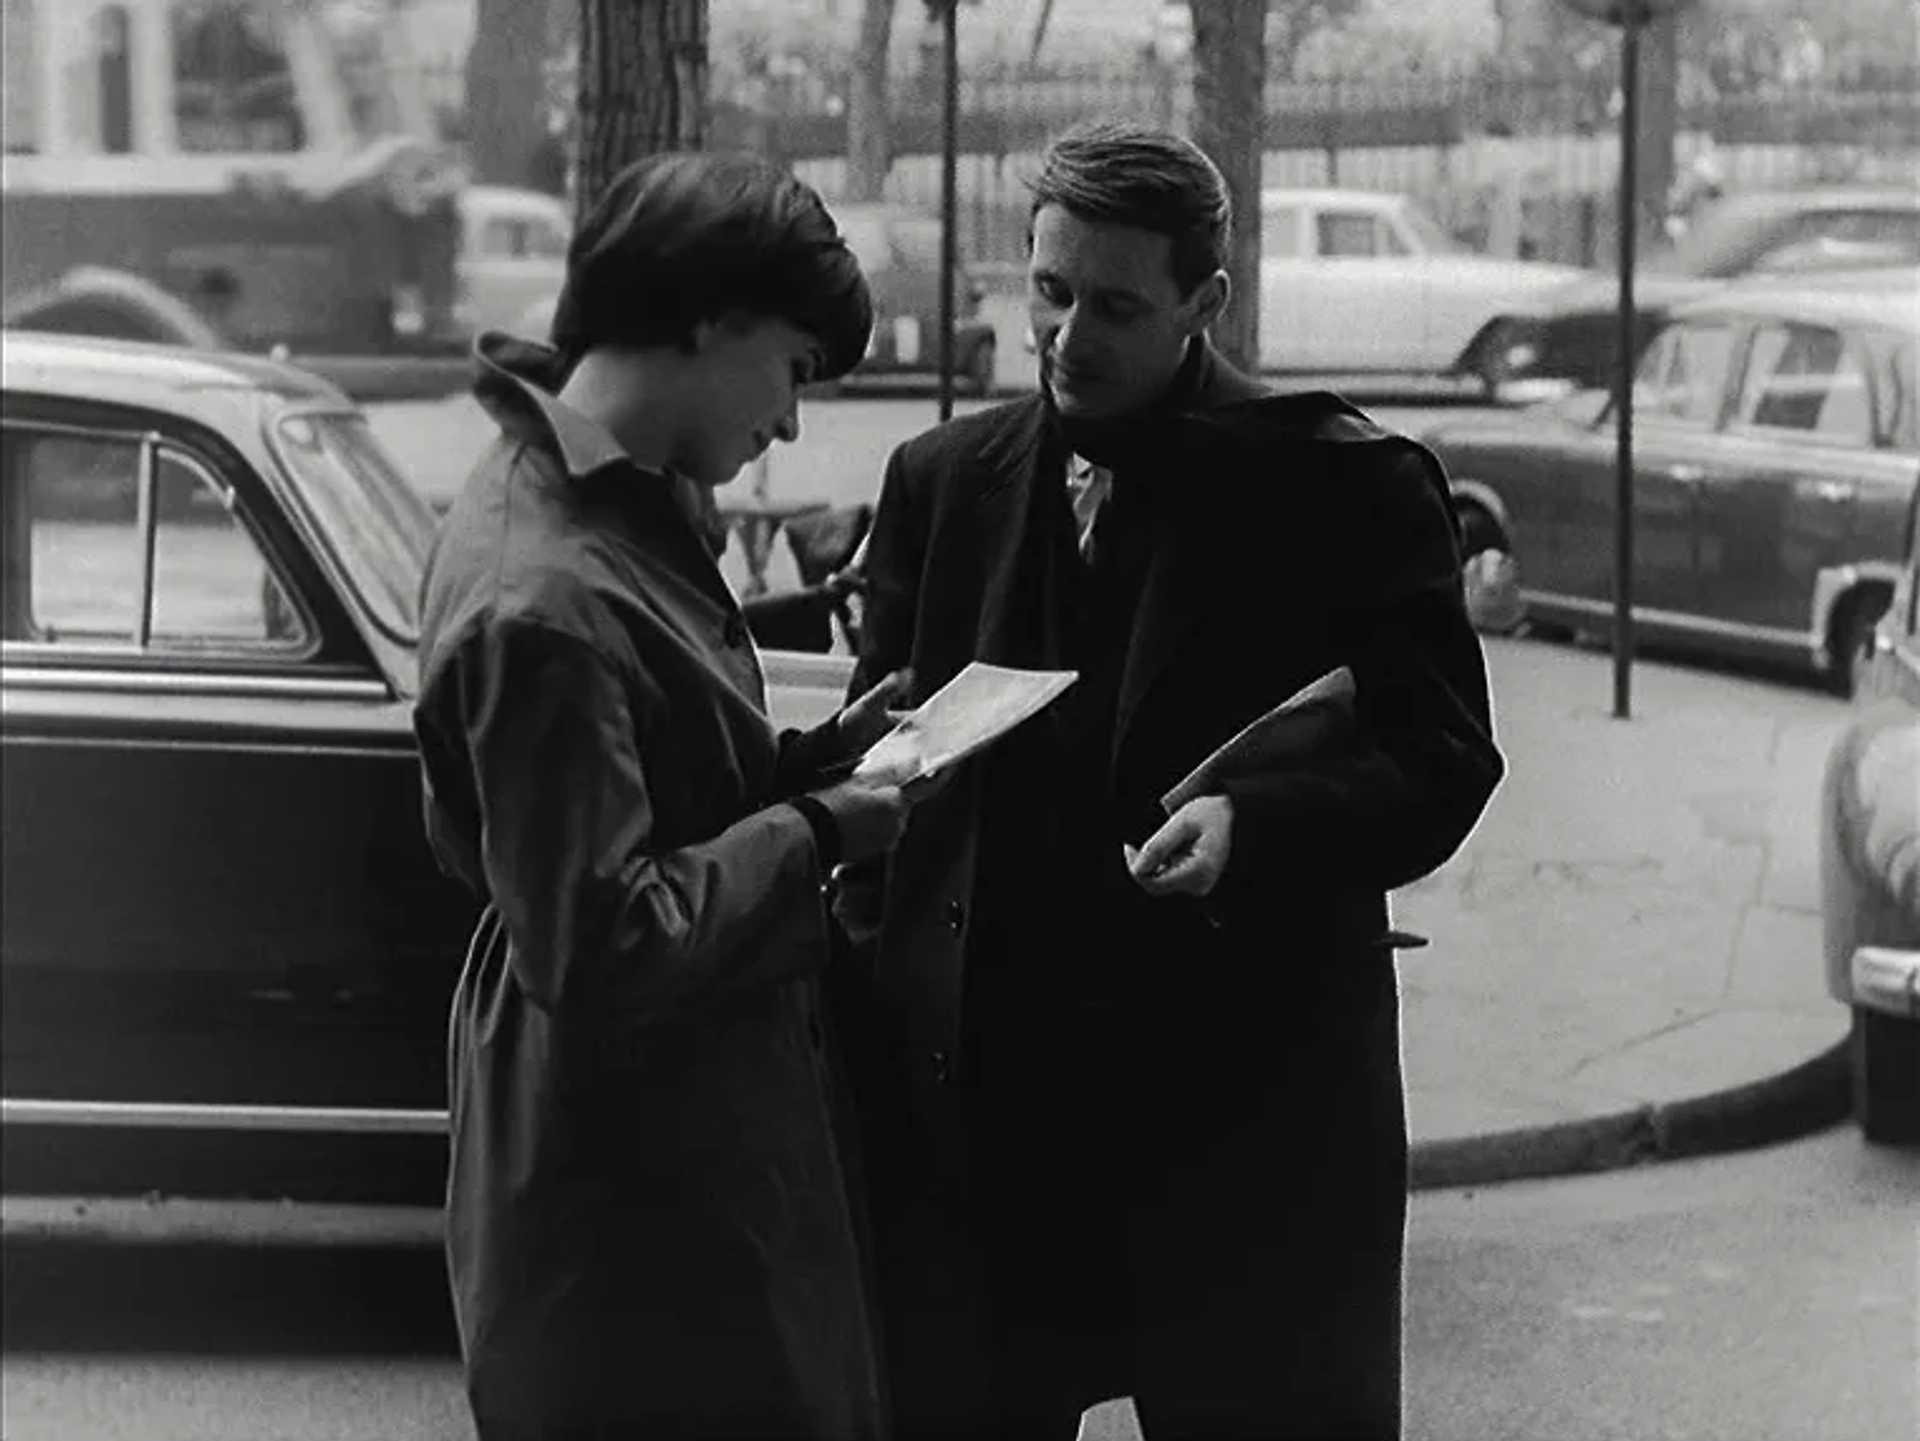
418 55 1919 272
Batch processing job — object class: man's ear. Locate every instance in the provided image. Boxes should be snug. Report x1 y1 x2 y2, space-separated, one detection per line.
1185 269 1230 336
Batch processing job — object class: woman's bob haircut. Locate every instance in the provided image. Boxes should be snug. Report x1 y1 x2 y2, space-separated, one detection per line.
550 152 874 380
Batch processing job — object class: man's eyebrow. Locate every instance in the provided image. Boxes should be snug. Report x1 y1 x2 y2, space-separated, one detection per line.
1031 269 1151 306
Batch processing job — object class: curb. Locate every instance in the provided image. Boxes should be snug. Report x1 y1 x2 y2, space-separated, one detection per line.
1409 1039 1853 1191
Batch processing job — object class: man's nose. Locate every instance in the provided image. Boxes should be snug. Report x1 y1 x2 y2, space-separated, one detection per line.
1050 303 1085 357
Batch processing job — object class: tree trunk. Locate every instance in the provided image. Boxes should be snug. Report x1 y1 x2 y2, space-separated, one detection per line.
845 0 896 201
572 0 709 227
465 0 553 186
1188 0 1267 375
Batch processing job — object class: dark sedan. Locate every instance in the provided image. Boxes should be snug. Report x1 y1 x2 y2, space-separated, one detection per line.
1457 186 1920 398
832 201 998 392
1425 283 1919 694
0 334 857 1229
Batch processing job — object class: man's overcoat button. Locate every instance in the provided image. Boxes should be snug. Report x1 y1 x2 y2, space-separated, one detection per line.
946 901 965 935
932 1050 952 1085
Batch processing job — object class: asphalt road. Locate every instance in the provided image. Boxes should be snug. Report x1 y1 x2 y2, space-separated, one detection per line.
6 1126 1912 1441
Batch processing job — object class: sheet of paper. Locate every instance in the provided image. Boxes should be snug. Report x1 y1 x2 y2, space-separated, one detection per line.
855 661 1078 782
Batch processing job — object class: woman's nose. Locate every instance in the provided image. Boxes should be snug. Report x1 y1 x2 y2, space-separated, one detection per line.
773 403 800 444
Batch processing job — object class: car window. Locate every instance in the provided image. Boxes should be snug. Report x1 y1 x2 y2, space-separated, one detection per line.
65 3 138 155
1261 206 1302 259
1317 212 1386 258
1638 322 1736 425
477 217 522 258
10 426 306 652
1730 323 1874 446
171 0 306 155
270 411 435 646
1885 340 1917 454
526 217 569 259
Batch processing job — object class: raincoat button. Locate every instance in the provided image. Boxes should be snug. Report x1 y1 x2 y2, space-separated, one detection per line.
932 1050 952 1084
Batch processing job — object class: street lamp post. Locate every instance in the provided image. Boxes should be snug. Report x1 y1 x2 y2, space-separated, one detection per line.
1558 0 1693 720
928 0 961 422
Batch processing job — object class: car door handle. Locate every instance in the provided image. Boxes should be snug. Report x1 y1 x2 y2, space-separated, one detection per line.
1664 464 1705 485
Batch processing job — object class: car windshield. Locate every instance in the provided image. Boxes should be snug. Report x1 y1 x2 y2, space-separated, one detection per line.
1397 202 1469 256
269 410 437 648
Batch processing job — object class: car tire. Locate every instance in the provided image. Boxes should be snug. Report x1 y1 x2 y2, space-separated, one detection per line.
1455 501 1526 636
1827 589 1891 698
1851 1004 1920 1145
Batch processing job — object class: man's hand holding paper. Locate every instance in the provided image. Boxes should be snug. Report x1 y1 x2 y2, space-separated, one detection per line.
1125 666 1356 900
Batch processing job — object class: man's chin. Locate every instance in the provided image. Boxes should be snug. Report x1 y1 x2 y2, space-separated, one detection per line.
1048 379 1124 419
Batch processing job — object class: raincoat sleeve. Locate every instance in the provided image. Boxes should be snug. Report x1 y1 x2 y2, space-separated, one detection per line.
449 615 833 1029
1213 439 1504 906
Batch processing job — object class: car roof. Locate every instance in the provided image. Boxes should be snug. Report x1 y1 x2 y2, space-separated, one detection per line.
1 332 351 412
1670 278 1920 337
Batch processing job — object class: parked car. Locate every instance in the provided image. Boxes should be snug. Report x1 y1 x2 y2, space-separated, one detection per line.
1421 283 1920 695
456 184 572 335
0 333 850 1222
1255 187 1586 378
1457 186 1920 398
1819 483 1920 1144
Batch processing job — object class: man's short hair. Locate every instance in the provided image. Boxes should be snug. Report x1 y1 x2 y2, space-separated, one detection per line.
551 152 873 379
1027 121 1232 296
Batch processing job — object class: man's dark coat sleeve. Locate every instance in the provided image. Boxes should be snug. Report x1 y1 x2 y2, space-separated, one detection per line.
1214 435 1502 909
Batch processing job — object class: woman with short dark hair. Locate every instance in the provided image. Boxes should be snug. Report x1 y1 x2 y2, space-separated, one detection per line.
414 151 911 1440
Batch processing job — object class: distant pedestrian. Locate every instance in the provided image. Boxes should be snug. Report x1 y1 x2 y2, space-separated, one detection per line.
831 120 1504 1439
413 151 913 1440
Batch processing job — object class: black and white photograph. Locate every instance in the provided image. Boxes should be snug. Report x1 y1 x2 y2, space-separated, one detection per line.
1 0 1916 1438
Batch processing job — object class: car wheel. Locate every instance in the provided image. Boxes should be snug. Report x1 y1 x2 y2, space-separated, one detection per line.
1455 502 1526 636
1851 1004 1920 1145
966 338 997 397
1827 589 1890 698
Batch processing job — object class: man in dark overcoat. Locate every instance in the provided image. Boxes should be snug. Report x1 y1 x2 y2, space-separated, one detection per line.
830 122 1505 1440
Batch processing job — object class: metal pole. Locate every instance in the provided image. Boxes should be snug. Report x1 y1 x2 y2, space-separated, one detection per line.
1611 11 1641 721
937 0 960 423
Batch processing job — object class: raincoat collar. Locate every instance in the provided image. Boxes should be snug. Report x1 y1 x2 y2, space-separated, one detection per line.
471 331 635 482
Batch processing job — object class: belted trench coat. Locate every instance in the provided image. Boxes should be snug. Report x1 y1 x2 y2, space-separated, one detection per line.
413 336 882 1440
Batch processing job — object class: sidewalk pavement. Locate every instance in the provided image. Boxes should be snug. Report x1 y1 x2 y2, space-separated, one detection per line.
1397 633 1856 1189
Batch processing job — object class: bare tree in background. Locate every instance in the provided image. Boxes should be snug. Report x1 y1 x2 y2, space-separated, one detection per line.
1188 0 1268 375
569 0 723 552
465 0 555 187
572 0 709 227
846 0 897 201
